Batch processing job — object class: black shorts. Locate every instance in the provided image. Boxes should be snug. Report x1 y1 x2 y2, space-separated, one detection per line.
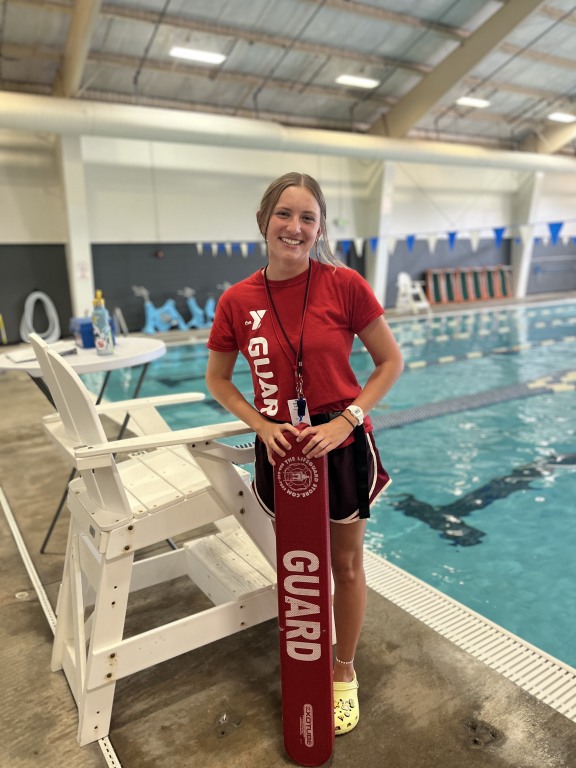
253 430 391 524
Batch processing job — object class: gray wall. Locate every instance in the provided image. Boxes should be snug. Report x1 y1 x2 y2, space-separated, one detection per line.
385 239 511 307
0 244 72 344
1 236 572 343
92 240 366 332
527 239 576 294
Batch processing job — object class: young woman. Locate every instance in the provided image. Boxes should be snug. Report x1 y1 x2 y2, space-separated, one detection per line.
206 172 403 735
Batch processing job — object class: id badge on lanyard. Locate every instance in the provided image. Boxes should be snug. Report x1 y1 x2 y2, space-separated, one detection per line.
288 396 311 426
288 365 311 426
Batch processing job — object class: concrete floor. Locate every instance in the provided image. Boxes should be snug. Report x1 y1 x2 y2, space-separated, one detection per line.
2 297 576 767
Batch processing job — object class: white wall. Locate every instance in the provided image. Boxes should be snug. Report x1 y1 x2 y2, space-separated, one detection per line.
0 132 65 243
0 129 575 248
81 138 373 244
390 163 519 237
537 173 576 239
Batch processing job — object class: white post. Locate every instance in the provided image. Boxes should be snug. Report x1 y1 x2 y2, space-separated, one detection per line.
364 162 396 307
511 171 543 298
58 135 95 317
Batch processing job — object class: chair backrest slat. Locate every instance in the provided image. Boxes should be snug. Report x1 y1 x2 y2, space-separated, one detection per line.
28 333 80 441
46 349 108 447
45 348 132 521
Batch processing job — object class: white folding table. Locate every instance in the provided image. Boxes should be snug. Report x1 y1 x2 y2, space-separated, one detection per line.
0 336 167 551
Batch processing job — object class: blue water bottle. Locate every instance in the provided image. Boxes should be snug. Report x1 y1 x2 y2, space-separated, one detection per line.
92 289 114 356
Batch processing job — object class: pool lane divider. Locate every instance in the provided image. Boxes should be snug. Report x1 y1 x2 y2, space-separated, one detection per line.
371 370 576 431
395 316 576 350
405 335 576 371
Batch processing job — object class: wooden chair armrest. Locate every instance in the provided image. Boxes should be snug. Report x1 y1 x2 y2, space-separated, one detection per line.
43 392 205 423
74 420 253 468
94 392 205 413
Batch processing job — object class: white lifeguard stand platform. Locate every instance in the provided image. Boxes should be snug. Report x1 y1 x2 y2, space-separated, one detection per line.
395 271 432 316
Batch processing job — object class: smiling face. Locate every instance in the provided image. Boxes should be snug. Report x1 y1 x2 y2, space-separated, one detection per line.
263 185 321 279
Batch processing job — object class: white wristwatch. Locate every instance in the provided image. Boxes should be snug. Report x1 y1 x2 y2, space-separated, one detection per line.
346 405 364 426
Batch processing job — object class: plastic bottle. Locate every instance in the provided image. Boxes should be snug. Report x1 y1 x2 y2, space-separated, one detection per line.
92 289 114 356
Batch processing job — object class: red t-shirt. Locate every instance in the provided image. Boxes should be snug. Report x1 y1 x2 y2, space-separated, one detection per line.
207 260 384 426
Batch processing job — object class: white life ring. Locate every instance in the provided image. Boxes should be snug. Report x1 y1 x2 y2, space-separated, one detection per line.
19 291 61 343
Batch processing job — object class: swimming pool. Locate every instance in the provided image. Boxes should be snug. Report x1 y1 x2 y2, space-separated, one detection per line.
82 299 576 668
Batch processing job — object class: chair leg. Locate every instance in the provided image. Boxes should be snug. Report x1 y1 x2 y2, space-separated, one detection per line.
51 522 76 672
52 517 135 745
77 684 123 746
78 552 134 744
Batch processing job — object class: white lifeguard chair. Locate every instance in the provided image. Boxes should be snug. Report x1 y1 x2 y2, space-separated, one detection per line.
395 271 432 315
30 340 279 746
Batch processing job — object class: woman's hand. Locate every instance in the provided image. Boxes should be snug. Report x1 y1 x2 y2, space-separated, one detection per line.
257 420 300 465
296 416 354 459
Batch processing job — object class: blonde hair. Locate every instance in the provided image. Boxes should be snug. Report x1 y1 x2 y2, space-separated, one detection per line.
256 172 343 267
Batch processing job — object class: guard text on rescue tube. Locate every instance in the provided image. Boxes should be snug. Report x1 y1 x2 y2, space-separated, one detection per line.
283 550 322 661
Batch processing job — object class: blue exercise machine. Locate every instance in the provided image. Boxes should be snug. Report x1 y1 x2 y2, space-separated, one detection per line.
132 286 188 333
178 287 213 329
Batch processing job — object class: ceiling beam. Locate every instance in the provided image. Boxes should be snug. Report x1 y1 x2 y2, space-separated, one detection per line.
2 41 394 111
99 3 430 76
463 76 553 101
3 41 556 106
3 1 430 84
499 42 576 71
87 49 394 108
53 0 103 97
369 0 547 138
302 0 469 41
1 43 62 62
9 0 73 11
539 3 576 26
521 122 576 153
4 47 533 134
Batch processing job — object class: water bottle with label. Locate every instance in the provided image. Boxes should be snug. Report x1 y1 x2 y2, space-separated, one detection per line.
92 289 114 356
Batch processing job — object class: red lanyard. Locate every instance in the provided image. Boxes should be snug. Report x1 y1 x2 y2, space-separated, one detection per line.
263 262 312 403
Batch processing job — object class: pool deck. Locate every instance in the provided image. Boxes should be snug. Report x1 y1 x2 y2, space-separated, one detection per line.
1 294 576 767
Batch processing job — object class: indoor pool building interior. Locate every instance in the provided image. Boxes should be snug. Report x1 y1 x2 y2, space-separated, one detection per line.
1 3 576 768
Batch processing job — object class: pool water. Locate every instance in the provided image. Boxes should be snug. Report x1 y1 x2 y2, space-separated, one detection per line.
82 300 576 668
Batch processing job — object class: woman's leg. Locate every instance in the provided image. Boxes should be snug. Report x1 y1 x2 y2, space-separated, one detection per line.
330 519 367 683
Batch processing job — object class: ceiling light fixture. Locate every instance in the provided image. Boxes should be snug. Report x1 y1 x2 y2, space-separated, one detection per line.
547 111 576 123
456 96 491 109
169 47 226 65
336 74 380 90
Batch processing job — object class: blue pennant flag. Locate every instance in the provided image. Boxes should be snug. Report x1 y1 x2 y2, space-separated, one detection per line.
448 231 457 250
406 234 416 252
370 237 378 252
493 227 506 247
340 239 352 255
548 221 563 245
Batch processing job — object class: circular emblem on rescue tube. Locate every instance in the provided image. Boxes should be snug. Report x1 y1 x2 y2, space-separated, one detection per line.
277 457 319 498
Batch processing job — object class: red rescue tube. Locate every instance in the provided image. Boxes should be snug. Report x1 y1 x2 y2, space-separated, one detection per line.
274 425 334 766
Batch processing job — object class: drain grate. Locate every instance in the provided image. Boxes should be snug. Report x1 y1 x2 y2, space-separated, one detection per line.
364 550 576 722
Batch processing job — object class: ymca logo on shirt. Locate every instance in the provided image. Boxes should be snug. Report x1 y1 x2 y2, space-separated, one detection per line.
246 309 267 330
